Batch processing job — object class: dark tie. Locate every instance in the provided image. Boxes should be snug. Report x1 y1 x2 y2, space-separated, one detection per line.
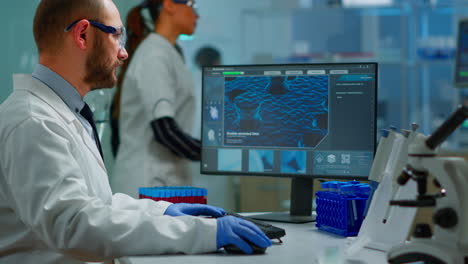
80 103 104 159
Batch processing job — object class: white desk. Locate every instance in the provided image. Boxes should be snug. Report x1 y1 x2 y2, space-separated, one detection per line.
128 221 386 264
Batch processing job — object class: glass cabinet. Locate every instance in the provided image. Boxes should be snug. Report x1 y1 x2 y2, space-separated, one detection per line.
240 2 468 148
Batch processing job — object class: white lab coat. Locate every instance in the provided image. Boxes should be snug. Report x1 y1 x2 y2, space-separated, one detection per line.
0 75 217 264
113 34 196 198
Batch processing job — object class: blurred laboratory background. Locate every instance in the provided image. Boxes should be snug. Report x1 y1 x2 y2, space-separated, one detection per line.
1 0 467 213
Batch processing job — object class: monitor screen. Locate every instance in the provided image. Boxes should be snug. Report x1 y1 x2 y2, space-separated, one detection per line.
201 63 377 222
455 19 468 87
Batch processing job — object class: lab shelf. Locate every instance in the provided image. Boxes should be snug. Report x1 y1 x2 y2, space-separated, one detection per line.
240 2 468 147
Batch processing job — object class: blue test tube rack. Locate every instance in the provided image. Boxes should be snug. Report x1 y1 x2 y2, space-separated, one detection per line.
315 181 370 237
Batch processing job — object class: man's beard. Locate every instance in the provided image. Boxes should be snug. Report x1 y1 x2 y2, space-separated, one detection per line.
84 37 120 90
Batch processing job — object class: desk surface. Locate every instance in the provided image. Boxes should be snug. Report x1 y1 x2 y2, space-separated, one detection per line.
128 221 386 264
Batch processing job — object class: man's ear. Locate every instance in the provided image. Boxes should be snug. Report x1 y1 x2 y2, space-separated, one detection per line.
72 20 91 50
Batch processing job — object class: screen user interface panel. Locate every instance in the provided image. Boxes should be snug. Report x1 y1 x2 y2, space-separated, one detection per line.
201 63 377 178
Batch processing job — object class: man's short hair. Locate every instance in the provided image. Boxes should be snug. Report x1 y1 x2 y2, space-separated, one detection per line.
33 0 105 53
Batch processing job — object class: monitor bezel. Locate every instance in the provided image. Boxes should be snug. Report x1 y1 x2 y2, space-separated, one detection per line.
200 62 378 180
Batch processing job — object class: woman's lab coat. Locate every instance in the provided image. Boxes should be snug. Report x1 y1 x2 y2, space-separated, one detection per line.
0 75 217 264
112 34 196 198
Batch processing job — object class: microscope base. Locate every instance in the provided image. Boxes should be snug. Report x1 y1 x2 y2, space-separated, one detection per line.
387 239 467 264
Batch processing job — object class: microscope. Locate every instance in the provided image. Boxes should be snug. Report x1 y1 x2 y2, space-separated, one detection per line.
387 105 468 264
346 124 421 257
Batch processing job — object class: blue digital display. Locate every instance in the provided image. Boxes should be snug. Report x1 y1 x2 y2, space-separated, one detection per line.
201 63 377 180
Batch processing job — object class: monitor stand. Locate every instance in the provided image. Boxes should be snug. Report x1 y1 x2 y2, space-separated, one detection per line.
248 177 315 224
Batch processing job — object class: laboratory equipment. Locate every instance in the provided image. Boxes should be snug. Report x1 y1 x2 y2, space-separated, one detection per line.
387 105 468 264
139 186 208 204
200 63 378 223
315 181 370 237
364 127 398 216
382 124 422 224
346 123 421 256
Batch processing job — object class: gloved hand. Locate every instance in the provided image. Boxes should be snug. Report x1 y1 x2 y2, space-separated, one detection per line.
216 215 272 254
164 203 226 217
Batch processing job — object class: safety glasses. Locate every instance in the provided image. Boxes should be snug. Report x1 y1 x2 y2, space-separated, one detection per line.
64 19 127 50
173 0 196 8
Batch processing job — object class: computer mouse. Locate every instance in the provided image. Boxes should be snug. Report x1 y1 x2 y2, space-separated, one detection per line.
223 242 267 254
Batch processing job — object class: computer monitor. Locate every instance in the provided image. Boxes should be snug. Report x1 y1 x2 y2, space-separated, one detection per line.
201 63 377 223
455 19 468 87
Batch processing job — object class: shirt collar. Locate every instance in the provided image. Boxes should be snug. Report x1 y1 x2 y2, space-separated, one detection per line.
32 64 85 114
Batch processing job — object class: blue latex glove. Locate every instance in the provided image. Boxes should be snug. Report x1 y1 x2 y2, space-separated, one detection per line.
164 203 226 217
216 215 272 254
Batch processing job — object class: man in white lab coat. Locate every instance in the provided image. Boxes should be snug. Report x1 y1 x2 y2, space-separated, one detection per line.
0 0 271 263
